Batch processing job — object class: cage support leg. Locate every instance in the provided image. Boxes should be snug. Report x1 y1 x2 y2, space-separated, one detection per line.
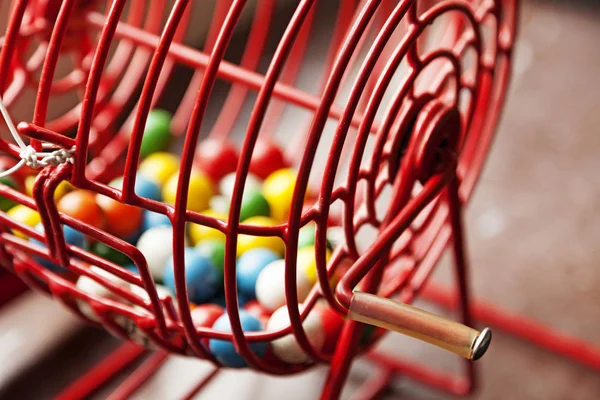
447 177 477 393
320 319 364 400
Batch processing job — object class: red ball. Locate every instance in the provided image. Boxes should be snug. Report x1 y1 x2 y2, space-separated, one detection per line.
191 303 225 347
249 140 287 180
195 139 238 183
244 300 270 326
191 303 225 328
314 303 344 354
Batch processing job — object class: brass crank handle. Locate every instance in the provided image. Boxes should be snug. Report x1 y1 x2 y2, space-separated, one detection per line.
349 291 492 360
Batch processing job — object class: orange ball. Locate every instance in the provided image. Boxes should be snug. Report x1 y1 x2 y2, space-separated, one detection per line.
96 195 143 238
57 190 105 229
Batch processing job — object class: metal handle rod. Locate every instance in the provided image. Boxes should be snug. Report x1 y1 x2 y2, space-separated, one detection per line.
349 291 491 360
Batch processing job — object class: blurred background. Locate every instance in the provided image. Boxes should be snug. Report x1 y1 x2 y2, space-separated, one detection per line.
0 0 599 399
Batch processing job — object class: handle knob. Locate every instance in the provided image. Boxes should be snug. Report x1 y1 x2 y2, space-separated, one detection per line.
349 291 491 360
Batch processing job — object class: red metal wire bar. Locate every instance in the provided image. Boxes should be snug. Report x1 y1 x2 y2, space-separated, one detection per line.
52 342 146 400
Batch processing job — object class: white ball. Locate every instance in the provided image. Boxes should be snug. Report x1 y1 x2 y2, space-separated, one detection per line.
76 266 130 321
131 284 174 306
219 172 262 198
116 284 174 350
267 304 325 364
209 195 230 214
255 259 313 312
326 226 345 249
136 226 187 282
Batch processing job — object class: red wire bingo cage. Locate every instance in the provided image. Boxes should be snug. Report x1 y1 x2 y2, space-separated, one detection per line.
0 0 532 398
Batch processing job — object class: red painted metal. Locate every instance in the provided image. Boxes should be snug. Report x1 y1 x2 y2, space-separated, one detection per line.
4 1 594 399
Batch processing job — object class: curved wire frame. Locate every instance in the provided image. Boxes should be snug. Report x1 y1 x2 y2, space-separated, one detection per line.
0 0 516 375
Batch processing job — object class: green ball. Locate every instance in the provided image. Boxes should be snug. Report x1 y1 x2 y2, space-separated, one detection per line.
298 224 334 250
91 242 132 266
140 109 172 157
240 190 270 221
0 176 18 212
195 239 225 286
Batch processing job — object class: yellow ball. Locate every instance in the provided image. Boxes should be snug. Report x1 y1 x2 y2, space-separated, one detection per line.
25 177 73 201
138 152 179 186
237 216 285 256
188 209 226 245
163 171 214 213
25 176 35 197
263 168 302 222
298 245 331 284
7 205 41 239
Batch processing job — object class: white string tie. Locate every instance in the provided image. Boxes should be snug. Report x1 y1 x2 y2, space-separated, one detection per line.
0 97 74 179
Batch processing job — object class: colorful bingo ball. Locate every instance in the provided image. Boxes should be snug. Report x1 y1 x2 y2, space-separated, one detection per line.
191 303 224 334
163 171 214 213
96 195 143 239
249 140 287 180
188 209 226 245
110 176 162 202
214 190 270 222
194 239 225 273
213 293 250 308
314 302 344 354
209 195 230 214
142 210 171 231
163 247 219 304
138 152 179 187
209 310 267 368
219 172 262 199
7 205 40 239
298 224 334 250
195 139 239 183
57 190 105 229
31 223 88 272
244 300 270 326
76 266 130 321
194 239 225 287
0 176 19 211
136 226 179 281
91 242 132 266
237 216 285 256
297 245 331 284
25 176 72 200
236 248 279 299
255 259 313 312
267 304 325 364
140 109 172 157
263 168 301 222
239 191 270 222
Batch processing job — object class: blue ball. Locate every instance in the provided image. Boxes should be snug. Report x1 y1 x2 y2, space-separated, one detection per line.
142 210 171 231
163 247 218 304
236 248 279 299
62 225 88 249
113 176 162 201
135 176 162 201
209 310 267 368
32 224 88 272
213 293 250 308
124 264 139 275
